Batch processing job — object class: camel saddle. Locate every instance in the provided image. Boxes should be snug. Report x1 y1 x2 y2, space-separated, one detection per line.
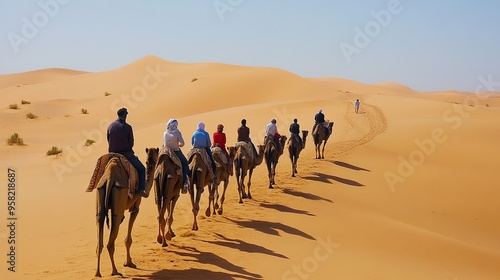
211 146 228 165
86 153 138 199
313 121 330 136
287 134 301 146
187 148 214 174
235 141 255 163
155 147 182 178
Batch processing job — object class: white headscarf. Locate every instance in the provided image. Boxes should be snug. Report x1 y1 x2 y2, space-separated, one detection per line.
167 119 178 131
197 122 205 130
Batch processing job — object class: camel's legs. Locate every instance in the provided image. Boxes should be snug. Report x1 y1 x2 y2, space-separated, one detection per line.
107 188 127 276
189 172 203 231
165 194 179 241
321 141 326 159
124 198 140 268
95 188 106 278
213 180 220 214
217 179 229 215
205 181 214 217
247 168 254 199
235 162 243 203
156 177 166 245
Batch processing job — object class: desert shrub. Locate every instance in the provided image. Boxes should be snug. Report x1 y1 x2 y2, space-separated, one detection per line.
104 92 111 96
6 133 25 146
8 104 19 110
191 78 198 82
81 108 88 114
47 146 62 156
85 139 96 146
26 113 38 119
21 100 31 105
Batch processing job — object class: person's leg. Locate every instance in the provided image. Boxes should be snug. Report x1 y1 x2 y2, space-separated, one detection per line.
249 141 258 158
175 151 189 184
204 147 216 175
128 155 146 192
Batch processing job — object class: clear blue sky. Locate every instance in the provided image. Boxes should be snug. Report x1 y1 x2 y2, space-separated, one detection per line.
1 0 499 92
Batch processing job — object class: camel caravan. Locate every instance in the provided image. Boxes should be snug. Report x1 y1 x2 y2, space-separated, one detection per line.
86 108 333 277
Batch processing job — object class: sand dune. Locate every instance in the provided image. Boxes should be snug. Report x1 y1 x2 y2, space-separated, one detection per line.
1 56 500 280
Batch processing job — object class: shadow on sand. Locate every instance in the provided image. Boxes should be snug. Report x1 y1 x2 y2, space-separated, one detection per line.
329 160 370 172
141 244 263 279
282 188 334 203
225 217 315 240
259 202 315 216
145 267 261 280
202 233 288 259
303 172 364 187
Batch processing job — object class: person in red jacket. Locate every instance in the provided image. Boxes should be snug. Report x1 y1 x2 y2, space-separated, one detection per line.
212 124 233 176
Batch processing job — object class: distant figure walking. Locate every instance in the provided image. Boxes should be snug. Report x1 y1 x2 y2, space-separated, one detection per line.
355 99 360 114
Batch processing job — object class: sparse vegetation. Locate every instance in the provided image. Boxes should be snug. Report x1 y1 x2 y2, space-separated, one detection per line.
26 113 38 119
47 146 63 156
6 133 25 146
104 92 111 96
81 108 88 114
21 100 31 105
8 104 19 110
191 78 198 82
486 104 490 107
85 139 96 146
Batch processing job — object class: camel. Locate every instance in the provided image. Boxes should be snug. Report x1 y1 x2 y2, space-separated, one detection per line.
93 148 158 278
206 146 237 216
313 121 334 159
153 147 183 247
234 143 265 203
188 148 213 231
287 130 308 177
264 135 288 189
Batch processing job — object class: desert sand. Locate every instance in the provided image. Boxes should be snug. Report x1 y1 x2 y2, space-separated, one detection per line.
1 55 499 280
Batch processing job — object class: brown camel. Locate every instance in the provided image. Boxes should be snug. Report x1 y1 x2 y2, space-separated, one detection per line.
93 148 158 278
313 121 334 159
234 143 265 203
153 147 183 247
188 148 212 231
206 146 237 216
264 135 288 189
288 130 308 177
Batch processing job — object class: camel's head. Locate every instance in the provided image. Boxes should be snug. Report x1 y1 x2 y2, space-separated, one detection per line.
145 147 159 163
279 135 287 146
302 130 309 139
257 144 265 154
227 146 237 160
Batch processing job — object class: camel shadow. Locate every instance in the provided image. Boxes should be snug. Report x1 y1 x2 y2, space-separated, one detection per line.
225 217 315 240
259 202 315 216
145 267 260 280
158 245 263 279
282 188 333 203
329 160 370 172
202 233 288 259
303 172 364 187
